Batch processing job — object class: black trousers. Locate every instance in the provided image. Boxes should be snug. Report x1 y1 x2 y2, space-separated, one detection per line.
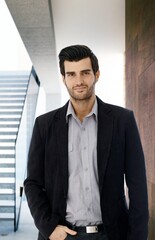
65 231 108 240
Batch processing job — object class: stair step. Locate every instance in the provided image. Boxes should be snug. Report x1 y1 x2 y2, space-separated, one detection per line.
0 173 15 178
0 158 15 164
0 137 16 141
0 178 15 183
0 139 15 143
0 100 24 103
0 72 29 228
0 146 15 150
0 189 14 200
0 75 29 80
0 189 14 194
0 194 14 200
0 153 15 158
0 132 17 136
0 208 14 214
0 201 15 214
0 213 14 220
0 104 22 109
0 117 20 121
0 158 15 163
0 118 20 121
0 83 27 86
0 162 15 169
0 77 29 81
0 183 15 189
0 132 18 136
0 186 15 193
0 124 19 128
0 154 15 158
0 106 22 109
0 95 25 98
0 81 28 88
0 164 15 168
0 111 21 115
0 77 29 84
0 148 15 151
0 168 15 175
0 159 15 165
0 175 15 180
0 89 27 93
0 168 15 173
0 76 29 83
0 200 15 206
0 142 15 146
0 131 17 139
0 107 22 110
0 75 29 79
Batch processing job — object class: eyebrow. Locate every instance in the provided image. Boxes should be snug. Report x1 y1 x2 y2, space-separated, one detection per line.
65 69 92 74
65 71 75 75
81 69 92 72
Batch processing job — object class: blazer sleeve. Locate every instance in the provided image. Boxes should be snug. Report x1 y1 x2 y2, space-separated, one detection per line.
124 111 149 240
24 117 59 239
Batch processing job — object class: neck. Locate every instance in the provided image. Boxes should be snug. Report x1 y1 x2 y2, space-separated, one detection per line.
70 95 96 122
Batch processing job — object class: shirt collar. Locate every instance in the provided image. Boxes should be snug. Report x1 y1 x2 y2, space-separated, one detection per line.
66 97 98 122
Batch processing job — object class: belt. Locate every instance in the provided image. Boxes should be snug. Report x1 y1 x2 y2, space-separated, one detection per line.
66 222 104 233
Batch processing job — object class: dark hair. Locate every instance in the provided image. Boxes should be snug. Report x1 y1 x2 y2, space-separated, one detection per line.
58 45 99 76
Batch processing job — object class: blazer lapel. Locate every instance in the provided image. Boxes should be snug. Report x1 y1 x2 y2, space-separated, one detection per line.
54 103 69 196
97 98 114 194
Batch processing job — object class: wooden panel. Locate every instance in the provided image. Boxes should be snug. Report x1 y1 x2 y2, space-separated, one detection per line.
138 14 155 76
148 182 155 239
125 38 138 113
126 0 155 239
137 62 155 183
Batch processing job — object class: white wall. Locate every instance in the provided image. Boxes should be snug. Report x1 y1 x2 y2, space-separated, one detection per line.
0 0 32 71
52 0 125 107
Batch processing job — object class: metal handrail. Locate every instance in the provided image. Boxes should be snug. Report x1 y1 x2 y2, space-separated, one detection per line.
14 67 40 231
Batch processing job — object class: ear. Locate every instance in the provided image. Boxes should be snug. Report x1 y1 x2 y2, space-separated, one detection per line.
95 70 100 82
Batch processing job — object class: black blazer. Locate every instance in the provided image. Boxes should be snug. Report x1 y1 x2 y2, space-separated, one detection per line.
24 97 149 240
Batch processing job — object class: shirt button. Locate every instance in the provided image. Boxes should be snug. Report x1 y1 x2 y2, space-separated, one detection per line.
85 168 88 172
85 187 89 191
88 208 91 212
84 146 87 150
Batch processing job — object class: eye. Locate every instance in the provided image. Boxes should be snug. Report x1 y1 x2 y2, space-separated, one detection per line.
82 71 91 75
66 72 75 77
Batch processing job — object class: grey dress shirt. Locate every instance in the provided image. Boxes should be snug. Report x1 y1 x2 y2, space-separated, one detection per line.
66 99 102 226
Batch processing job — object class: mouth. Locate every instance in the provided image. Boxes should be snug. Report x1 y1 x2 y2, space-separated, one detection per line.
73 86 87 92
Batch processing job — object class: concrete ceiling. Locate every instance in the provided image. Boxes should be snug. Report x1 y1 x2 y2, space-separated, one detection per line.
5 0 59 94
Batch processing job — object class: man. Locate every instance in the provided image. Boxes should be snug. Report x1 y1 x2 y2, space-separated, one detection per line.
24 45 149 240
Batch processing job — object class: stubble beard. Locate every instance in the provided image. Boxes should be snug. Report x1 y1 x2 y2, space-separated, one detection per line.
66 80 96 103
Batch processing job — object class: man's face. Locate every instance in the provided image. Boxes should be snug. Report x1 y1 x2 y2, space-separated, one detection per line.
62 57 100 101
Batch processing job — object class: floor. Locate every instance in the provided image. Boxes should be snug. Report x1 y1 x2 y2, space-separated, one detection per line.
0 199 38 240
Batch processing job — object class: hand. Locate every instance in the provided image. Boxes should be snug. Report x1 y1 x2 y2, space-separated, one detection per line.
49 225 77 240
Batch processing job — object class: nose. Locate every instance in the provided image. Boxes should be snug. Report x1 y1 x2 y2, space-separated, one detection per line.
75 74 84 85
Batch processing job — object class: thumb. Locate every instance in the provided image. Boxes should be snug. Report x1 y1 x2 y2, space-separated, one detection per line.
65 227 77 235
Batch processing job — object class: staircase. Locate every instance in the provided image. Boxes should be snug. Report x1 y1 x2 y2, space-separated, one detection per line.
0 71 30 233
